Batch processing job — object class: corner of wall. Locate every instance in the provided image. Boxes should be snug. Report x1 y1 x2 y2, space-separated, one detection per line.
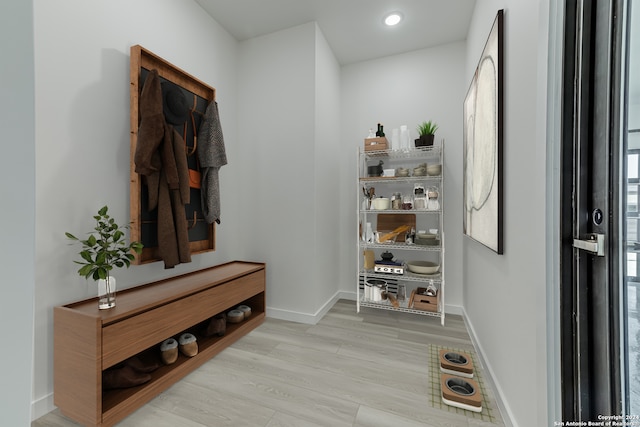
31 394 55 422
267 291 353 325
462 307 516 427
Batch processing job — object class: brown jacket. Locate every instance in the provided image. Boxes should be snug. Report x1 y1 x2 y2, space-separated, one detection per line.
134 70 191 268
155 123 191 268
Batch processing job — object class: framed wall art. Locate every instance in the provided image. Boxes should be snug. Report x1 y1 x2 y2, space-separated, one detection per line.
463 9 504 254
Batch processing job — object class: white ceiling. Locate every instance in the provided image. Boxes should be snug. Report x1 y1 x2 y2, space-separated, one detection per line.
194 0 477 64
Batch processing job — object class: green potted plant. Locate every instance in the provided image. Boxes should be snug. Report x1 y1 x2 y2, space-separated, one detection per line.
65 206 143 309
415 120 439 147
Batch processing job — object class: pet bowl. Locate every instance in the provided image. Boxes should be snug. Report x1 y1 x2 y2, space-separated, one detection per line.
446 378 476 396
444 352 469 366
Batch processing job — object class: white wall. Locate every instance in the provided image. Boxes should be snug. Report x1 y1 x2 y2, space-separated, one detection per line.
236 24 315 317
463 2 549 426
314 25 343 308
339 42 467 311
545 0 563 423
236 22 342 321
32 0 239 417
0 1 36 425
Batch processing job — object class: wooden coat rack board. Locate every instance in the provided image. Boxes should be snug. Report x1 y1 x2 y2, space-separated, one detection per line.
129 45 216 264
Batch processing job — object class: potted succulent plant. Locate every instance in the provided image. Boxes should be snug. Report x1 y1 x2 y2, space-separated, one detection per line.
65 206 143 309
415 120 439 147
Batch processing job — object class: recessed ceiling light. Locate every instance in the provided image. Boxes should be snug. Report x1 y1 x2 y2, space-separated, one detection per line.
384 12 403 26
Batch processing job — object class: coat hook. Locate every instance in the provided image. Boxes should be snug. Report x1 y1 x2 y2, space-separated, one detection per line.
186 94 198 156
188 211 198 229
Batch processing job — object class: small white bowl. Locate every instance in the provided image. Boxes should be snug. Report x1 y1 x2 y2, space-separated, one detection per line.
427 164 442 176
396 167 410 177
371 198 390 210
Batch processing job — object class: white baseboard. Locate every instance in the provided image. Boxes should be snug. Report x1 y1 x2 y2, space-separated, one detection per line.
337 290 357 301
31 392 54 421
267 291 463 323
444 303 463 316
461 307 516 427
266 290 353 324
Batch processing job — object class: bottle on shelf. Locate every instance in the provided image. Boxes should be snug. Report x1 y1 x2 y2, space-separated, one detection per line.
364 222 374 243
391 192 402 210
397 284 406 302
375 123 385 137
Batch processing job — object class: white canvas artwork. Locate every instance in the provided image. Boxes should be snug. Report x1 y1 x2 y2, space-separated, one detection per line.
463 10 504 254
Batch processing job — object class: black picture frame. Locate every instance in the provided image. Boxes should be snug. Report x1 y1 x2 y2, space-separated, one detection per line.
463 9 504 254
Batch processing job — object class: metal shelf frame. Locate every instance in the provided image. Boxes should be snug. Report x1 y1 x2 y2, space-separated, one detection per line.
356 145 446 325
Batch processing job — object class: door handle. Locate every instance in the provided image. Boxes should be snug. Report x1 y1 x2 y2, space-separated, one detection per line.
573 233 605 256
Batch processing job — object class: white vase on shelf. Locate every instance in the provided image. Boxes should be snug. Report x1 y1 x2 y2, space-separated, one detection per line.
399 125 410 150
391 128 400 150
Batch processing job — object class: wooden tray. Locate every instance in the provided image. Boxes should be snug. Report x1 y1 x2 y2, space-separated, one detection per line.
377 214 416 242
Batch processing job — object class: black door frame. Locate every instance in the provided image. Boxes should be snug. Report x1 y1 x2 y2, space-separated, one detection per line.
560 0 626 420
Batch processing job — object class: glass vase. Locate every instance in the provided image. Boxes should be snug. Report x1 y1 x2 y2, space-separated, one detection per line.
97 275 116 309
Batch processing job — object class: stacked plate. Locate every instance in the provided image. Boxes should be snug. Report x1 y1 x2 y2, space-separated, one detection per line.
414 233 439 246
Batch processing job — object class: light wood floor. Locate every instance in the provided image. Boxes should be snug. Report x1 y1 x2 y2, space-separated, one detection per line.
33 299 505 427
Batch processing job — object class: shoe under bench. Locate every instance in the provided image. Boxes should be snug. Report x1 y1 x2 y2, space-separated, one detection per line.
53 260 266 427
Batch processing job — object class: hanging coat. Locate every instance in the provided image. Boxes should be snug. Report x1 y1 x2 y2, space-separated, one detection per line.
155 123 191 268
197 101 227 224
134 69 163 210
134 69 191 268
